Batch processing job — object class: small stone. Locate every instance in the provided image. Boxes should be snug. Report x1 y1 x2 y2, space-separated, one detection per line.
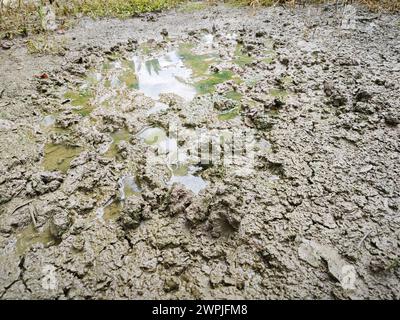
298 241 321 267
255 31 266 38
359 164 373 173
355 89 372 102
161 28 168 37
354 102 375 115
72 236 85 251
384 112 400 126
280 57 289 66
164 277 180 292
49 208 71 239
1 40 12 50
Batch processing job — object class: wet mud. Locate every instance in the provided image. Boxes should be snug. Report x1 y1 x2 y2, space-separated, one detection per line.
0 3 399 299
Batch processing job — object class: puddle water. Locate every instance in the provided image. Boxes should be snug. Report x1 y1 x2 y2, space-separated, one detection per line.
44 37 252 200
138 126 207 194
258 138 272 152
169 173 207 194
41 115 56 128
16 224 57 255
132 51 196 100
43 143 83 173
202 34 214 47
138 127 181 158
263 49 277 64
103 200 122 221
99 175 141 221
119 175 141 200
104 128 131 158
269 175 280 181
63 90 95 117
218 106 241 121
224 90 242 101
147 101 169 115
234 44 254 67
168 165 207 194
138 127 167 145
262 39 277 64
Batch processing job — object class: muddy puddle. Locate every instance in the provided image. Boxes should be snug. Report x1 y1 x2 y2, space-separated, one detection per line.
169 165 207 194
104 128 131 157
132 51 196 100
42 143 83 173
16 224 58 256
32 31 284 237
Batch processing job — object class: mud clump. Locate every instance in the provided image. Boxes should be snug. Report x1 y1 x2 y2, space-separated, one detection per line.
26 172 64 196
168 186 194 216
49 207 72 239
118 197 150 230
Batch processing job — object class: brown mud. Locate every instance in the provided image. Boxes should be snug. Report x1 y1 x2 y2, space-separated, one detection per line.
0 3 399 299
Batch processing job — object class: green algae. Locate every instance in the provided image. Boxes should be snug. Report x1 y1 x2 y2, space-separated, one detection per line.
195 70 234 95
102 61 112 71
170 164 189 176
105 128 131 158
118 69 139 89
234 44 254 67
281 75 293 87
263 49 277 64
269 88 289 99
64 90 93 107
103 200 122 221
74 106 94 117
218 106 241 121
224 90 242 101
178 43 215 77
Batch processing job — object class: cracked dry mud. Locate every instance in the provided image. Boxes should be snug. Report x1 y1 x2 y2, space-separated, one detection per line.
0 4 399 299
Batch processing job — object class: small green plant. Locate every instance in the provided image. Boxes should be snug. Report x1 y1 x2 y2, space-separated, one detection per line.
0 0 184 39
178 1 208 13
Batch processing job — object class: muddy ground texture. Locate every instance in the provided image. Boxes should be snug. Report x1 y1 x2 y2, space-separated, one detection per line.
0 3 399 299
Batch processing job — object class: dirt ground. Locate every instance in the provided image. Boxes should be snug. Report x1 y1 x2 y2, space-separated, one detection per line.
0 3 399 299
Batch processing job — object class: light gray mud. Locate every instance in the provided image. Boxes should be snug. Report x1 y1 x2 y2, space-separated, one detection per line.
0 3 399 299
